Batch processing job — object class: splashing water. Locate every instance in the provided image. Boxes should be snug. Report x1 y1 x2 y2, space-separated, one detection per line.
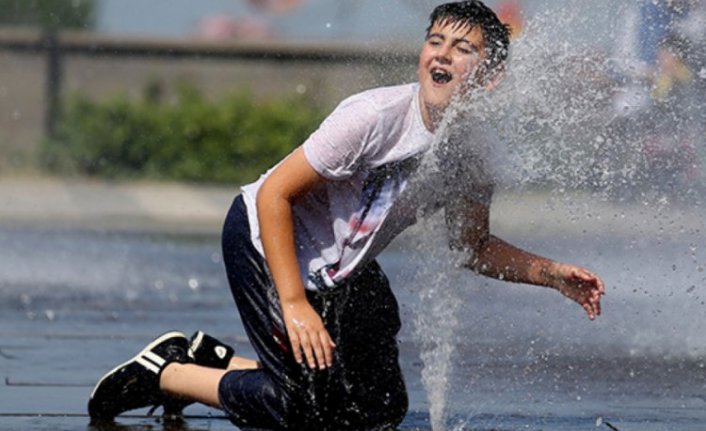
410 222 466 430
410 3 705 430
429 3 703 204
436 12 616 194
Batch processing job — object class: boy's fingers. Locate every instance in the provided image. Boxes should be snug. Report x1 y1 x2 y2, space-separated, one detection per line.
320 332 334 367
289 333 303 364
298 329 334 370
311 335 326 369
310 330 329 369
298 331 316 369
587 294 601 319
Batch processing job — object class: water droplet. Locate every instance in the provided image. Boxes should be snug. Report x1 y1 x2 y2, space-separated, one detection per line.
20 293 32 306
188 278 200 290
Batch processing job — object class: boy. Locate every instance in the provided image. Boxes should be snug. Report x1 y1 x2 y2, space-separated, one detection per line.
88 2 604 430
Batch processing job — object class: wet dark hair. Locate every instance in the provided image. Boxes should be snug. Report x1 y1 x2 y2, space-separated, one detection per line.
427 1 511 71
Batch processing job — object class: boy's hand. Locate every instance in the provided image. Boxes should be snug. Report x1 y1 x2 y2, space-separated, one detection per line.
549 263 605 320
282 298 336 370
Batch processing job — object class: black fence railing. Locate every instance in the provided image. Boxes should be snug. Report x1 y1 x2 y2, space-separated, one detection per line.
0 28 418 138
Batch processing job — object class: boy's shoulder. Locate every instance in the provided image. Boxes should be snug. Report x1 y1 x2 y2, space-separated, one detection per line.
343 83 419 112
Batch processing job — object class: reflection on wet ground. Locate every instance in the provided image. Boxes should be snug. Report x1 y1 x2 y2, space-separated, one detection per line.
1 225 706 430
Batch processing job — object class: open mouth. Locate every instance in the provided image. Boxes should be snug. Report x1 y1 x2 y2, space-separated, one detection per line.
431 68 453 84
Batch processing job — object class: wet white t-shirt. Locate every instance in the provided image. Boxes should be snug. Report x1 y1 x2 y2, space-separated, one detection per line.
241 83 434 292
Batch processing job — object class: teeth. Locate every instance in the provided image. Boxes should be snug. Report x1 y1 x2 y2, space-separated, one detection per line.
431 68 452 83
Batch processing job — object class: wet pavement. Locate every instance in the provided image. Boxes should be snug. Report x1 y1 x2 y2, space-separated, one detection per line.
0 177 229 430
0 176 234 235
2 176 706 431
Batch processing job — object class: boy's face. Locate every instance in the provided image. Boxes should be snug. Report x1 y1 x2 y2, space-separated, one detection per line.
418 20 485 114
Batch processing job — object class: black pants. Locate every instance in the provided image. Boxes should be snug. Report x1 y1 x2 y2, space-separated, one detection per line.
219 195 408 431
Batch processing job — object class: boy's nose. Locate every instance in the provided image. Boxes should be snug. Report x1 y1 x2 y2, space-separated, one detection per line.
435 54 452 65
435 44 452 63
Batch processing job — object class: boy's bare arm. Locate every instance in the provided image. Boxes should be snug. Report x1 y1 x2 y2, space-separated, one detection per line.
446 193 605 320
257 147 336 369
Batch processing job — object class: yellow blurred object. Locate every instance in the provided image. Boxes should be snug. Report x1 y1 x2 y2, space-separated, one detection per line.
496 0 524 39
653 48 692 101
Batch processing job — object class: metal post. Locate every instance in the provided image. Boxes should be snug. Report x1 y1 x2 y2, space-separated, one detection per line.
43 29 62 139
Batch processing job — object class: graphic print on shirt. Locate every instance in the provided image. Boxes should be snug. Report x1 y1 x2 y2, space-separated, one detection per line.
308 156 421 292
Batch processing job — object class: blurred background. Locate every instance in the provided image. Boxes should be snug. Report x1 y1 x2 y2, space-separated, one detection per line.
1 0 702 194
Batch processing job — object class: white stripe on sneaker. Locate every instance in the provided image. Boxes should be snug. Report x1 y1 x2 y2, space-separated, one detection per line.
190 331 204 357
90 331 186 399
143 351 166 368
136 356 161 374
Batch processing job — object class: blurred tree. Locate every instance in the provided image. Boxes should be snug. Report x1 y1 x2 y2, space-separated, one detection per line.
0 0 95 30
0 0 96 138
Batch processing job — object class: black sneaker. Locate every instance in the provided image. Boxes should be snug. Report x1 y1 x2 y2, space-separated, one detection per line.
158 331 236 417
189 330 235 369
88 331 190 421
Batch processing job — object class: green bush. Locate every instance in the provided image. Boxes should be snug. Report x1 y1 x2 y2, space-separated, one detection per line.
0 0 96 30
42 84 325 184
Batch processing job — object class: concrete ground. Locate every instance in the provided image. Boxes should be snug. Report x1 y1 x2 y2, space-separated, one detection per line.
0 174 703 238
0 176 238 430
0 176 236 235
1 175 705 431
